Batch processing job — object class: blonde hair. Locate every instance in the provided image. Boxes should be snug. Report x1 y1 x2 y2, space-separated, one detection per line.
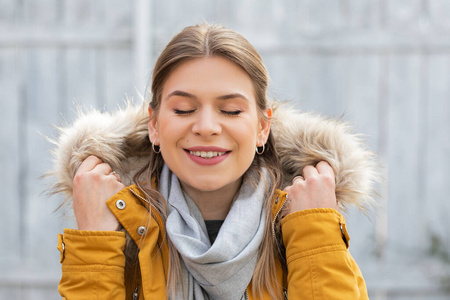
133 23 284 299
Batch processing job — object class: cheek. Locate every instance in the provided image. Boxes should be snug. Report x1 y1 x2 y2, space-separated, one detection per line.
159 116 184 136
232 119 259 148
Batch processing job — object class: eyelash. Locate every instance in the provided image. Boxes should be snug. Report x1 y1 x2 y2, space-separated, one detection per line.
221 110 242 116
174 109 195 115
174 109 242 116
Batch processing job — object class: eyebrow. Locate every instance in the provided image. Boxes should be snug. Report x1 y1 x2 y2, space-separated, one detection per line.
216 93 249 102
164 90 198 101
164 90 249 102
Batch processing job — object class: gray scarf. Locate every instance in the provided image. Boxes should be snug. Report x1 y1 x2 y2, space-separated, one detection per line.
160 164 267 300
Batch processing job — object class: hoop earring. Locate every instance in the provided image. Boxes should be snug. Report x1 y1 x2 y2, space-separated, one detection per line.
152 141 161 154
256 144 265 155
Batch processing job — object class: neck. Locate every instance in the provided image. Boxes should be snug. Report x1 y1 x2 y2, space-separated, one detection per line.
181 178 242 220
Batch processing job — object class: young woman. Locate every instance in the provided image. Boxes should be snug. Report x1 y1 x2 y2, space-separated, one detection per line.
53 24 374 299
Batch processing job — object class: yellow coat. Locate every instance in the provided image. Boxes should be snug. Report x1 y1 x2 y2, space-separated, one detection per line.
57 184 369 300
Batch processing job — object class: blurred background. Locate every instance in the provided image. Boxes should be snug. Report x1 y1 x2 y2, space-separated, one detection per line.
1 0 449 299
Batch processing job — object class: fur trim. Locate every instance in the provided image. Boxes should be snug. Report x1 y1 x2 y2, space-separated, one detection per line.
271 103 378 209
45 102 151 208
46 101 379 210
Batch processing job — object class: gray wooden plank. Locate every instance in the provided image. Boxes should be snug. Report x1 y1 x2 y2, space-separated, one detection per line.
339 54 380 145
263 54 303 105
152 0 218 36
386 0 423 30
22 0 59 26
295 0 344 33
344 0 381 29
23 286 60 300
425 54 450 258
23 48 66 270
229 0 346 39
294 54 346 116
63 0 106 116
359 53 446 294
64 0 106 28
429 0 450 31
104 0 132 30
65 48 100 118
0 288 23 300
104 48 134 109
337 53 381 265
0 50 22 269
0 0 16 27
385 54 424 260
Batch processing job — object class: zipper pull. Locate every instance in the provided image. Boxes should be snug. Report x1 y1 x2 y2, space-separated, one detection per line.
132 286 139 300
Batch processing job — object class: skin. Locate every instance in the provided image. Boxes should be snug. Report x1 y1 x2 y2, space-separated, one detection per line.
148 57 270 220
72 156 125 231
72 57 337 231
284 161 338 213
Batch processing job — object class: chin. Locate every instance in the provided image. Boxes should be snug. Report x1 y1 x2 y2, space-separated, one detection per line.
191 181 227 192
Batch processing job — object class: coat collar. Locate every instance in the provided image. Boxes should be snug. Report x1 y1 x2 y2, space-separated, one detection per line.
123 183 288 224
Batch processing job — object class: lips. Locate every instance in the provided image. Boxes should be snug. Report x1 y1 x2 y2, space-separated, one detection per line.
184 146 231 165
189 150 227 159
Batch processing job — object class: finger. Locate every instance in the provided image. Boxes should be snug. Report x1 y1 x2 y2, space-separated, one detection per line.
109 171 122 182
316 161 335 177
302 165 318 179
292 175 304 184
93 162 113 175
77 155 103 174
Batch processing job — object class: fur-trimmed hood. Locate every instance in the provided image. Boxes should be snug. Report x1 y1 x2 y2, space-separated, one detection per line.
47 101 378 210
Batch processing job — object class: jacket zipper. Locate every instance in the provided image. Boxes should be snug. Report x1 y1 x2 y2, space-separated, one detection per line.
129 188 153 208
273 194 288 300
272 194 288 242
245 289 249 300
132 286 139 300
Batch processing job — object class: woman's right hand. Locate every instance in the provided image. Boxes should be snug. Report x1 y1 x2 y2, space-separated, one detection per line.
72 155 125 231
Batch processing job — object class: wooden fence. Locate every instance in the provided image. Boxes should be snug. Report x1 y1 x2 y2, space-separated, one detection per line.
1 1 449 299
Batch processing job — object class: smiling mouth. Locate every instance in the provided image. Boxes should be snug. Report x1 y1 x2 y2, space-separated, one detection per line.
188 150 229 159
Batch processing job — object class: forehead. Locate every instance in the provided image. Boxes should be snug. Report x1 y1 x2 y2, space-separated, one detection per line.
162 56 255 99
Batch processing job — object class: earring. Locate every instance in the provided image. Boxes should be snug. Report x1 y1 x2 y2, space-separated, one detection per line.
152 141 161 154
256 143 265 155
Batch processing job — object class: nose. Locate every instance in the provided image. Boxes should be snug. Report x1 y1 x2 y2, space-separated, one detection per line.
192 107 222 136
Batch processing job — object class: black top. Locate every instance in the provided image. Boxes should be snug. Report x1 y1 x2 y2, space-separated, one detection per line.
204 220 225 244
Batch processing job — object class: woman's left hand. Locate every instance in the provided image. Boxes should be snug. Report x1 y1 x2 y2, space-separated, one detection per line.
283 161 338 214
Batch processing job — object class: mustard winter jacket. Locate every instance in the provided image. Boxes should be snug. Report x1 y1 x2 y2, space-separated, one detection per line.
57 185 368 299
50 103 377 299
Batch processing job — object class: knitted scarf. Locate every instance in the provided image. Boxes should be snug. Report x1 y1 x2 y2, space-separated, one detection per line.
160 164 267 300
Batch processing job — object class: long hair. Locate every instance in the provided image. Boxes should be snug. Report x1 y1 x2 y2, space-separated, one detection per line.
133 23 284 299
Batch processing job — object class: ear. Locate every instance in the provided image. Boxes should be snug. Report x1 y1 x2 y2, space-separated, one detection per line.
148 107 159 145
257 108 271 146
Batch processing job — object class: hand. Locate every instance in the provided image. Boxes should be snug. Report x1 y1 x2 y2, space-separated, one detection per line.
72 155 125 231
283 161 338 214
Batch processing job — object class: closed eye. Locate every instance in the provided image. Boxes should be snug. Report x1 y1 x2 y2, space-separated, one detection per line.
174 109 196 115
221 110 242 116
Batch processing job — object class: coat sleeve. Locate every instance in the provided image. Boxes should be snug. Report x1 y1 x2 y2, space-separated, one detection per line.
281 208 369 300
57 228 127 300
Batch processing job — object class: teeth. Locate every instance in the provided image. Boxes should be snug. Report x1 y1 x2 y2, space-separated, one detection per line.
190 151 226 159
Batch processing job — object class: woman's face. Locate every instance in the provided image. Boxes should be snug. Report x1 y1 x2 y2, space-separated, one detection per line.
149 56 270 196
